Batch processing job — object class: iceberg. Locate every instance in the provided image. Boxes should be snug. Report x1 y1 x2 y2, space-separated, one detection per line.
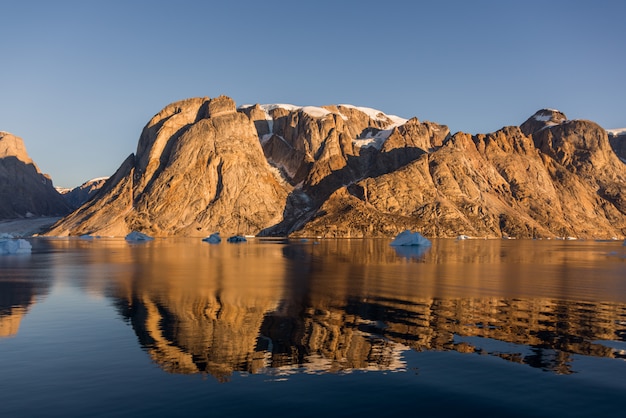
125 231 154 242
390 230 431 247
227 235 247 243
0 238 32 255
202 233 221 244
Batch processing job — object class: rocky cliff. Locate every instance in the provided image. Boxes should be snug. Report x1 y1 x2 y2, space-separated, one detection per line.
0 132 71 219
45 98 626 239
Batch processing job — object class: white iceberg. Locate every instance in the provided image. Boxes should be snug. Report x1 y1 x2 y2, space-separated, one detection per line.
0 238 32 255
202 233 221 244
227 235 247 243
125 231 154 242
457 235 470 240
390 230 431 247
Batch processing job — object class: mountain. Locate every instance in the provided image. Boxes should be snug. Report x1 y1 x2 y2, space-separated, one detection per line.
44 98 626 239
0 131 71 219
57 177 108 209
608 128 626 162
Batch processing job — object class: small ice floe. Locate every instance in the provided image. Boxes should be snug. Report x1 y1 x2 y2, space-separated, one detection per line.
125 231 154 242
202 233 221 244
390 230 431 247
227 235 247 243
79 234 94 240
0 237 32 255
457 235 470 240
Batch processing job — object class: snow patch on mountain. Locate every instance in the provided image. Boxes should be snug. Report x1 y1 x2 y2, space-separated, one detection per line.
607 128 626 136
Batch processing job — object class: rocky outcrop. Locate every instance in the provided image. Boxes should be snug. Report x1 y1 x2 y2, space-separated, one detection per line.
57 177 108 209
44 98 626 239
0 132 71 219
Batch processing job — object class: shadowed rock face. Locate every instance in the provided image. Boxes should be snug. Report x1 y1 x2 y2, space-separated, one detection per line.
44 98 626 239
58 177 108 210
0 132 71 219
609 130 626 162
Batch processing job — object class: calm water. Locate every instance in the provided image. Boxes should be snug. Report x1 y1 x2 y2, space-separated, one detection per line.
1 237 625 417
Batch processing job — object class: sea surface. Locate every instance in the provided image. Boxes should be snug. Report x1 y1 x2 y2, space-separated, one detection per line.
1 237 625 417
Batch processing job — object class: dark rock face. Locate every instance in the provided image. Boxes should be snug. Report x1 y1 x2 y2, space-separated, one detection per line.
0 132 70 219
44 98 626 239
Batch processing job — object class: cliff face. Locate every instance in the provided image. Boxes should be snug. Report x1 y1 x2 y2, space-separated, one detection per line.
44 98 626 239
0 132 71 219
47 96 291 237
294 110 626 238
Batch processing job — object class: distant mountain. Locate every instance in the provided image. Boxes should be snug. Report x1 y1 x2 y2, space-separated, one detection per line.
44 97 626 239
57 177 108 210
0 131 70 219
608 128 626 163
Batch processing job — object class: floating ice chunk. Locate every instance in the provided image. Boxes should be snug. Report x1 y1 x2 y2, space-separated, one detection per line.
457 235 470 240
79 234 94 240
125 231 154 242
0 233 15 239
390 230 431 247
202 233 221 244
0 238 32 255
227 235 247 243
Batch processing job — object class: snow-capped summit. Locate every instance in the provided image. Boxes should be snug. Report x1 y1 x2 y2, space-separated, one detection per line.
520 109 568 136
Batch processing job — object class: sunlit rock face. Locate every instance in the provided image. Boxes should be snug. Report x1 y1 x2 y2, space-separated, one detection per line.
46 96 291 237
0 132 71 219
44 99 626 239
295 111 626 239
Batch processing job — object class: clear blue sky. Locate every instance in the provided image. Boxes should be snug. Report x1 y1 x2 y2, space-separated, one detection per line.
1 0 625 188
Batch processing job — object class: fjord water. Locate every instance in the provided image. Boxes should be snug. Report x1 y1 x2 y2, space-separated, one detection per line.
1 238 625 417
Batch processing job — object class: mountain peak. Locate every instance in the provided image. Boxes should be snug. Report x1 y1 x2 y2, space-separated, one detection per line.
520 109 568 136
0 131 33 165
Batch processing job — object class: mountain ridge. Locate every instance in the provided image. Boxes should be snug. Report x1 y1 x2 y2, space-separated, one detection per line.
26 96 626 239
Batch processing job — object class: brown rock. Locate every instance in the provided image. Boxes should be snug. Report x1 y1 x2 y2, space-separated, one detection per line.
0 132 71 219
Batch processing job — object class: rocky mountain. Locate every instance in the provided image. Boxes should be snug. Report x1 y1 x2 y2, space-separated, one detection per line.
45 97 626 239
57 177 108 209
0 131 71 219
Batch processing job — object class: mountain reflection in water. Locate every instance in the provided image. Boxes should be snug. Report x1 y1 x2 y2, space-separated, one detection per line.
2 238 626 381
